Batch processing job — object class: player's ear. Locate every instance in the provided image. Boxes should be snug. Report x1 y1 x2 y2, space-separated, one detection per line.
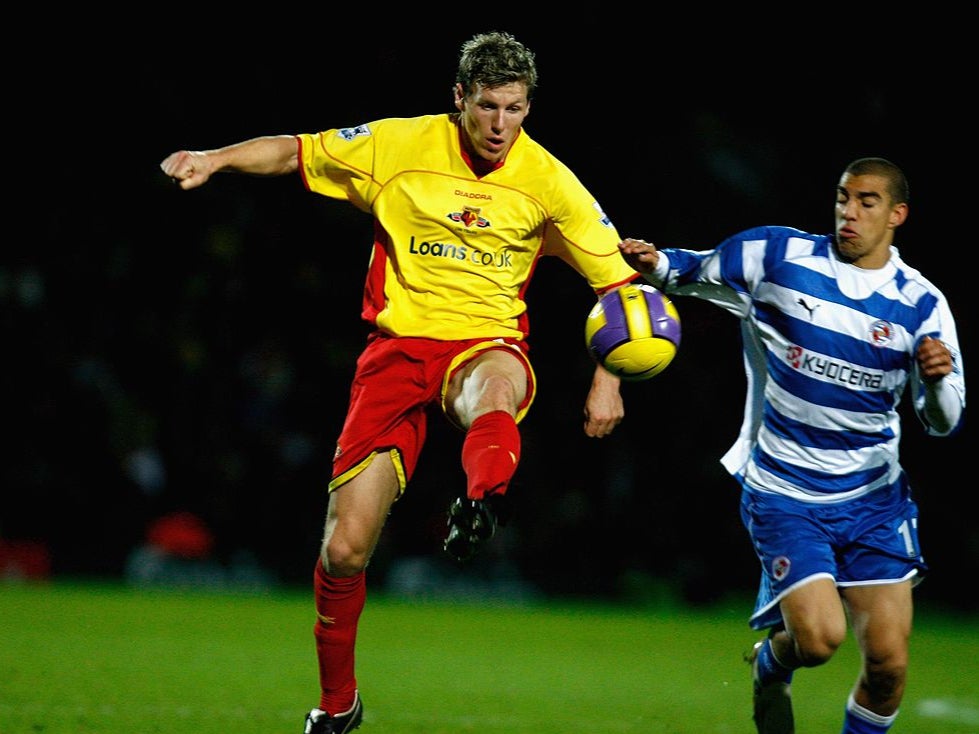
889 202 908 228
453 83 466 110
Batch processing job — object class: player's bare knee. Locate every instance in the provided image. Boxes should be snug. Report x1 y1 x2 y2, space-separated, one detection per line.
322 538 369 576
476 372 521 410
794 631 844 667
797 644 835 667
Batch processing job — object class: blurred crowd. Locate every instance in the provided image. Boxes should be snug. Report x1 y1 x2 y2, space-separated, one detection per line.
4 38 973 611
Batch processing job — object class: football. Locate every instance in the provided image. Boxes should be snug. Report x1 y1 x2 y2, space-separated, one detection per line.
585 283 681 381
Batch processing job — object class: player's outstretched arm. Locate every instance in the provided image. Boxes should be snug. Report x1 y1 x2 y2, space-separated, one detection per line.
160 135 300 190
583 364 624 438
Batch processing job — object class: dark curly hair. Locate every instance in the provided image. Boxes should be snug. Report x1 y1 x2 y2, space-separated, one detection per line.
455 31 538 99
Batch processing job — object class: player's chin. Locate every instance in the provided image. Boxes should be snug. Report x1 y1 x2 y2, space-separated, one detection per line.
478 140 508 160
835 237 862 260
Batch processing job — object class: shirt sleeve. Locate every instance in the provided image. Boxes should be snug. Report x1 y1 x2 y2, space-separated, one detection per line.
297 124 381 213
540 165 637 293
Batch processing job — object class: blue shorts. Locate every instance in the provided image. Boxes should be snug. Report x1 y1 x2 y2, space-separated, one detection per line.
739 474 928 630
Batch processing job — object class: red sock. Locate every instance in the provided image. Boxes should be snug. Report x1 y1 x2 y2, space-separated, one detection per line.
313 562 365 715
461 410 521 500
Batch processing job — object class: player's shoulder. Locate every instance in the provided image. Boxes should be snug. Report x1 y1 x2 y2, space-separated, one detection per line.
726 225 831 256
733 224 824 243
356 113 452 136
508 129 571 171
322 114 451 143
889 247 951 303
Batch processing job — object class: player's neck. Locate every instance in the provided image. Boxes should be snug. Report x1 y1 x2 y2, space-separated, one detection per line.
456 122 505 178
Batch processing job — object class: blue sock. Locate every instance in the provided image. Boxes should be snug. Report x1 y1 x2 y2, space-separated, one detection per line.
841 694 896 733
756 638 794 685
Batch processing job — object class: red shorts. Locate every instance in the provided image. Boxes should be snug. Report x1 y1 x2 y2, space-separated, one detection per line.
328 332 536 494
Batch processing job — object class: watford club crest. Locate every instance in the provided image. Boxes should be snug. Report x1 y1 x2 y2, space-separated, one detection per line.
447 206 490 228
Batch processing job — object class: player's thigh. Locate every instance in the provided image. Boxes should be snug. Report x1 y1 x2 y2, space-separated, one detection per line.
782 577 848 655
841 581 913 662
445 347 529 424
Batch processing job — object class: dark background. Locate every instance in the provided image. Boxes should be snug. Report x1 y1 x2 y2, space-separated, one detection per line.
5 23 973 609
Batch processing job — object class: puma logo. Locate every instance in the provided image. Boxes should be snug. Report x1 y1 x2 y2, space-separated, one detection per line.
797 298 819 320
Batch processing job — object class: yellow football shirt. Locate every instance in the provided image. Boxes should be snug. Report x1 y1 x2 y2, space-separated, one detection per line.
297 113 635 340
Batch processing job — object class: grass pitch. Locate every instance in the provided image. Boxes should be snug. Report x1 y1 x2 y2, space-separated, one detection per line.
1 581 976 733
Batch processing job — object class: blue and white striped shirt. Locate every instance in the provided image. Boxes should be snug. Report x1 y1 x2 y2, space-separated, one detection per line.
649 226 966 503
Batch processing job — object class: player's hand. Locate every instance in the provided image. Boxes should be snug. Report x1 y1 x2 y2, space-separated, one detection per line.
618 238 660 275
583 365 624 437
160 150 214 190
917 336 953 383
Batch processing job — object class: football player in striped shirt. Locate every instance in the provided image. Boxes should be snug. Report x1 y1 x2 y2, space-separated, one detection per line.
619 157 965 734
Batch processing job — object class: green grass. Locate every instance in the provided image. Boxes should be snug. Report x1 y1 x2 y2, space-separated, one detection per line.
1 581 977 733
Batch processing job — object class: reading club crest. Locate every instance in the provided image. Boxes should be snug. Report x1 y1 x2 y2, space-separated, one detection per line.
869 320 894 347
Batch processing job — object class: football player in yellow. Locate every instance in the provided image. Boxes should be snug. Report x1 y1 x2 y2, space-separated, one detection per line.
160 31 638 733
